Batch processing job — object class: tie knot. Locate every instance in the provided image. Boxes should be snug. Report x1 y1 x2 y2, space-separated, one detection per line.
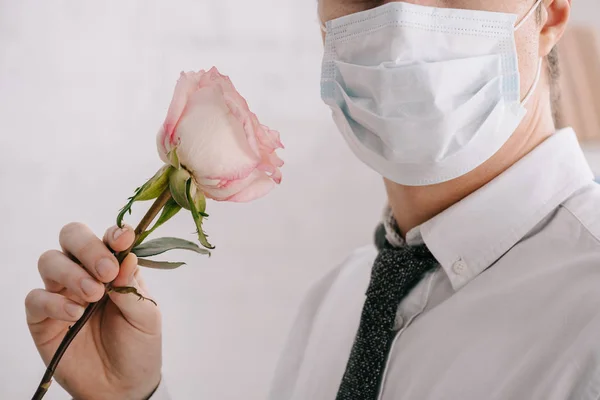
385 243 435 261
370 244 438 295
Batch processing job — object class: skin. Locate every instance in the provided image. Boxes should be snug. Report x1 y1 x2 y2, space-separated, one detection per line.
26 1 571 398
319 0 571 235
25 224 162 399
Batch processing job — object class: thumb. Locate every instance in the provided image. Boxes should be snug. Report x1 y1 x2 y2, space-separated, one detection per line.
108 253 161 334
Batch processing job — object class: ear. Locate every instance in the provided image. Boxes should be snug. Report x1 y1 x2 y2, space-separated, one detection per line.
539 0 571 57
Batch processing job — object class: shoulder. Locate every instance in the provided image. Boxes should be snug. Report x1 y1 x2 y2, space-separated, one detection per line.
268 245 377 399
302 245 377 307
281 245 377 337
287 245 377 336
541 184 600 397
561 182 600 245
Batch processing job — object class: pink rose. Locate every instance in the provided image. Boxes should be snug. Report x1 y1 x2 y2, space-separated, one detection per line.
157 67 284 202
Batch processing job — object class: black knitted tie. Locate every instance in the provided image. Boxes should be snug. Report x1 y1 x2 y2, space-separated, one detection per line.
336 224 438 400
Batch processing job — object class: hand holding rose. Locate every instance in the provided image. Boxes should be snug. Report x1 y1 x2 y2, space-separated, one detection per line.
26 67 283 399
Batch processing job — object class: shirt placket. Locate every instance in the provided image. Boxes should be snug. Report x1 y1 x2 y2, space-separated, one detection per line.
376 267 441 400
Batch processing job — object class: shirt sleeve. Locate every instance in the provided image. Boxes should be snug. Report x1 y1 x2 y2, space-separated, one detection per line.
267 264 345 400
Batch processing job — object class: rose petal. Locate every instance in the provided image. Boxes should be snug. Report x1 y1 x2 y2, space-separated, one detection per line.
156 126 170 164
201 170 262 201
240 115 262 157
270 167 282 184
257 125 284 152
163 71 204 141
199 68 264 158
175 86 260 182
224 173 276 202
267 152 284 168
200 68 251 117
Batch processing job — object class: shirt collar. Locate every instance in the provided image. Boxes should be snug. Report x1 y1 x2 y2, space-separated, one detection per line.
383 128 595 290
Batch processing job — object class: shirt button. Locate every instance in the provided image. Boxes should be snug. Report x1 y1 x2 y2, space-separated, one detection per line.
452 259 467 275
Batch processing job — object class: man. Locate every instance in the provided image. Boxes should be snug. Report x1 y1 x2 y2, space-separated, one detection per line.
26 0 600 399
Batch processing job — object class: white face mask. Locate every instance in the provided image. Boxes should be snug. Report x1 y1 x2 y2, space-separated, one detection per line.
320 0 543 186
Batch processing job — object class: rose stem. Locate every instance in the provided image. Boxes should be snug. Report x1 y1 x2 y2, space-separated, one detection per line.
32 188 172 400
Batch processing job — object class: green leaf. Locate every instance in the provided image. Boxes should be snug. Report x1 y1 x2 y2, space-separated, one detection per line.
186 178 214 249
167 149 180 169
169 168 192 210
135 198 182 246
117 165 173 228
136 165 172 201
194 186 207 215
117 187 142 228
131 236 211 258
137 258 186 270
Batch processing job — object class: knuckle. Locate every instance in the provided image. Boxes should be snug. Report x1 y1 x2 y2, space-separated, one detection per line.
42 297 60 317
80 239 112 268
79 239 98 258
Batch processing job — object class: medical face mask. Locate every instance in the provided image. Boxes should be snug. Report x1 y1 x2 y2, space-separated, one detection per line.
320 0 543 186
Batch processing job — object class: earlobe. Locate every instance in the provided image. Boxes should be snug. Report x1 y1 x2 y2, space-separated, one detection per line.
539 0 571 57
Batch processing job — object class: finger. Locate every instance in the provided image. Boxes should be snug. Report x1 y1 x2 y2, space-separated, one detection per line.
25 289 86 325
59 222 119 283
38 249 105 302
103 224 135 253
108 253 161 334
133 266 150 294
118 259 152 301
112 252 139 287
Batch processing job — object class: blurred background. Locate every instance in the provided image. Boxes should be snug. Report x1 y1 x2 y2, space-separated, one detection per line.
0 1 599 399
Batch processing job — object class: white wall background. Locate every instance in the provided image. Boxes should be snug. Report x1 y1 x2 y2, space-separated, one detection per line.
0 1 598 399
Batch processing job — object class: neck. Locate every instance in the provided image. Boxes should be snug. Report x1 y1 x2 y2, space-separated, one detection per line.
386 76 556 237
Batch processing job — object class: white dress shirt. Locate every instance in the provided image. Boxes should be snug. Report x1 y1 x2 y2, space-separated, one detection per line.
152 127 600 399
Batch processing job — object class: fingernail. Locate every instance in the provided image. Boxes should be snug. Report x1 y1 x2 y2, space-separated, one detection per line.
113 227 126 240
96 258 117 280
81 278 99 297
65 303 85 319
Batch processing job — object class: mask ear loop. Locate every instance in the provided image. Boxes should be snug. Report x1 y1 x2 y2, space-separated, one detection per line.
319 17 327 33
514 0 543 31
521 58 543 105
515 0 544 105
